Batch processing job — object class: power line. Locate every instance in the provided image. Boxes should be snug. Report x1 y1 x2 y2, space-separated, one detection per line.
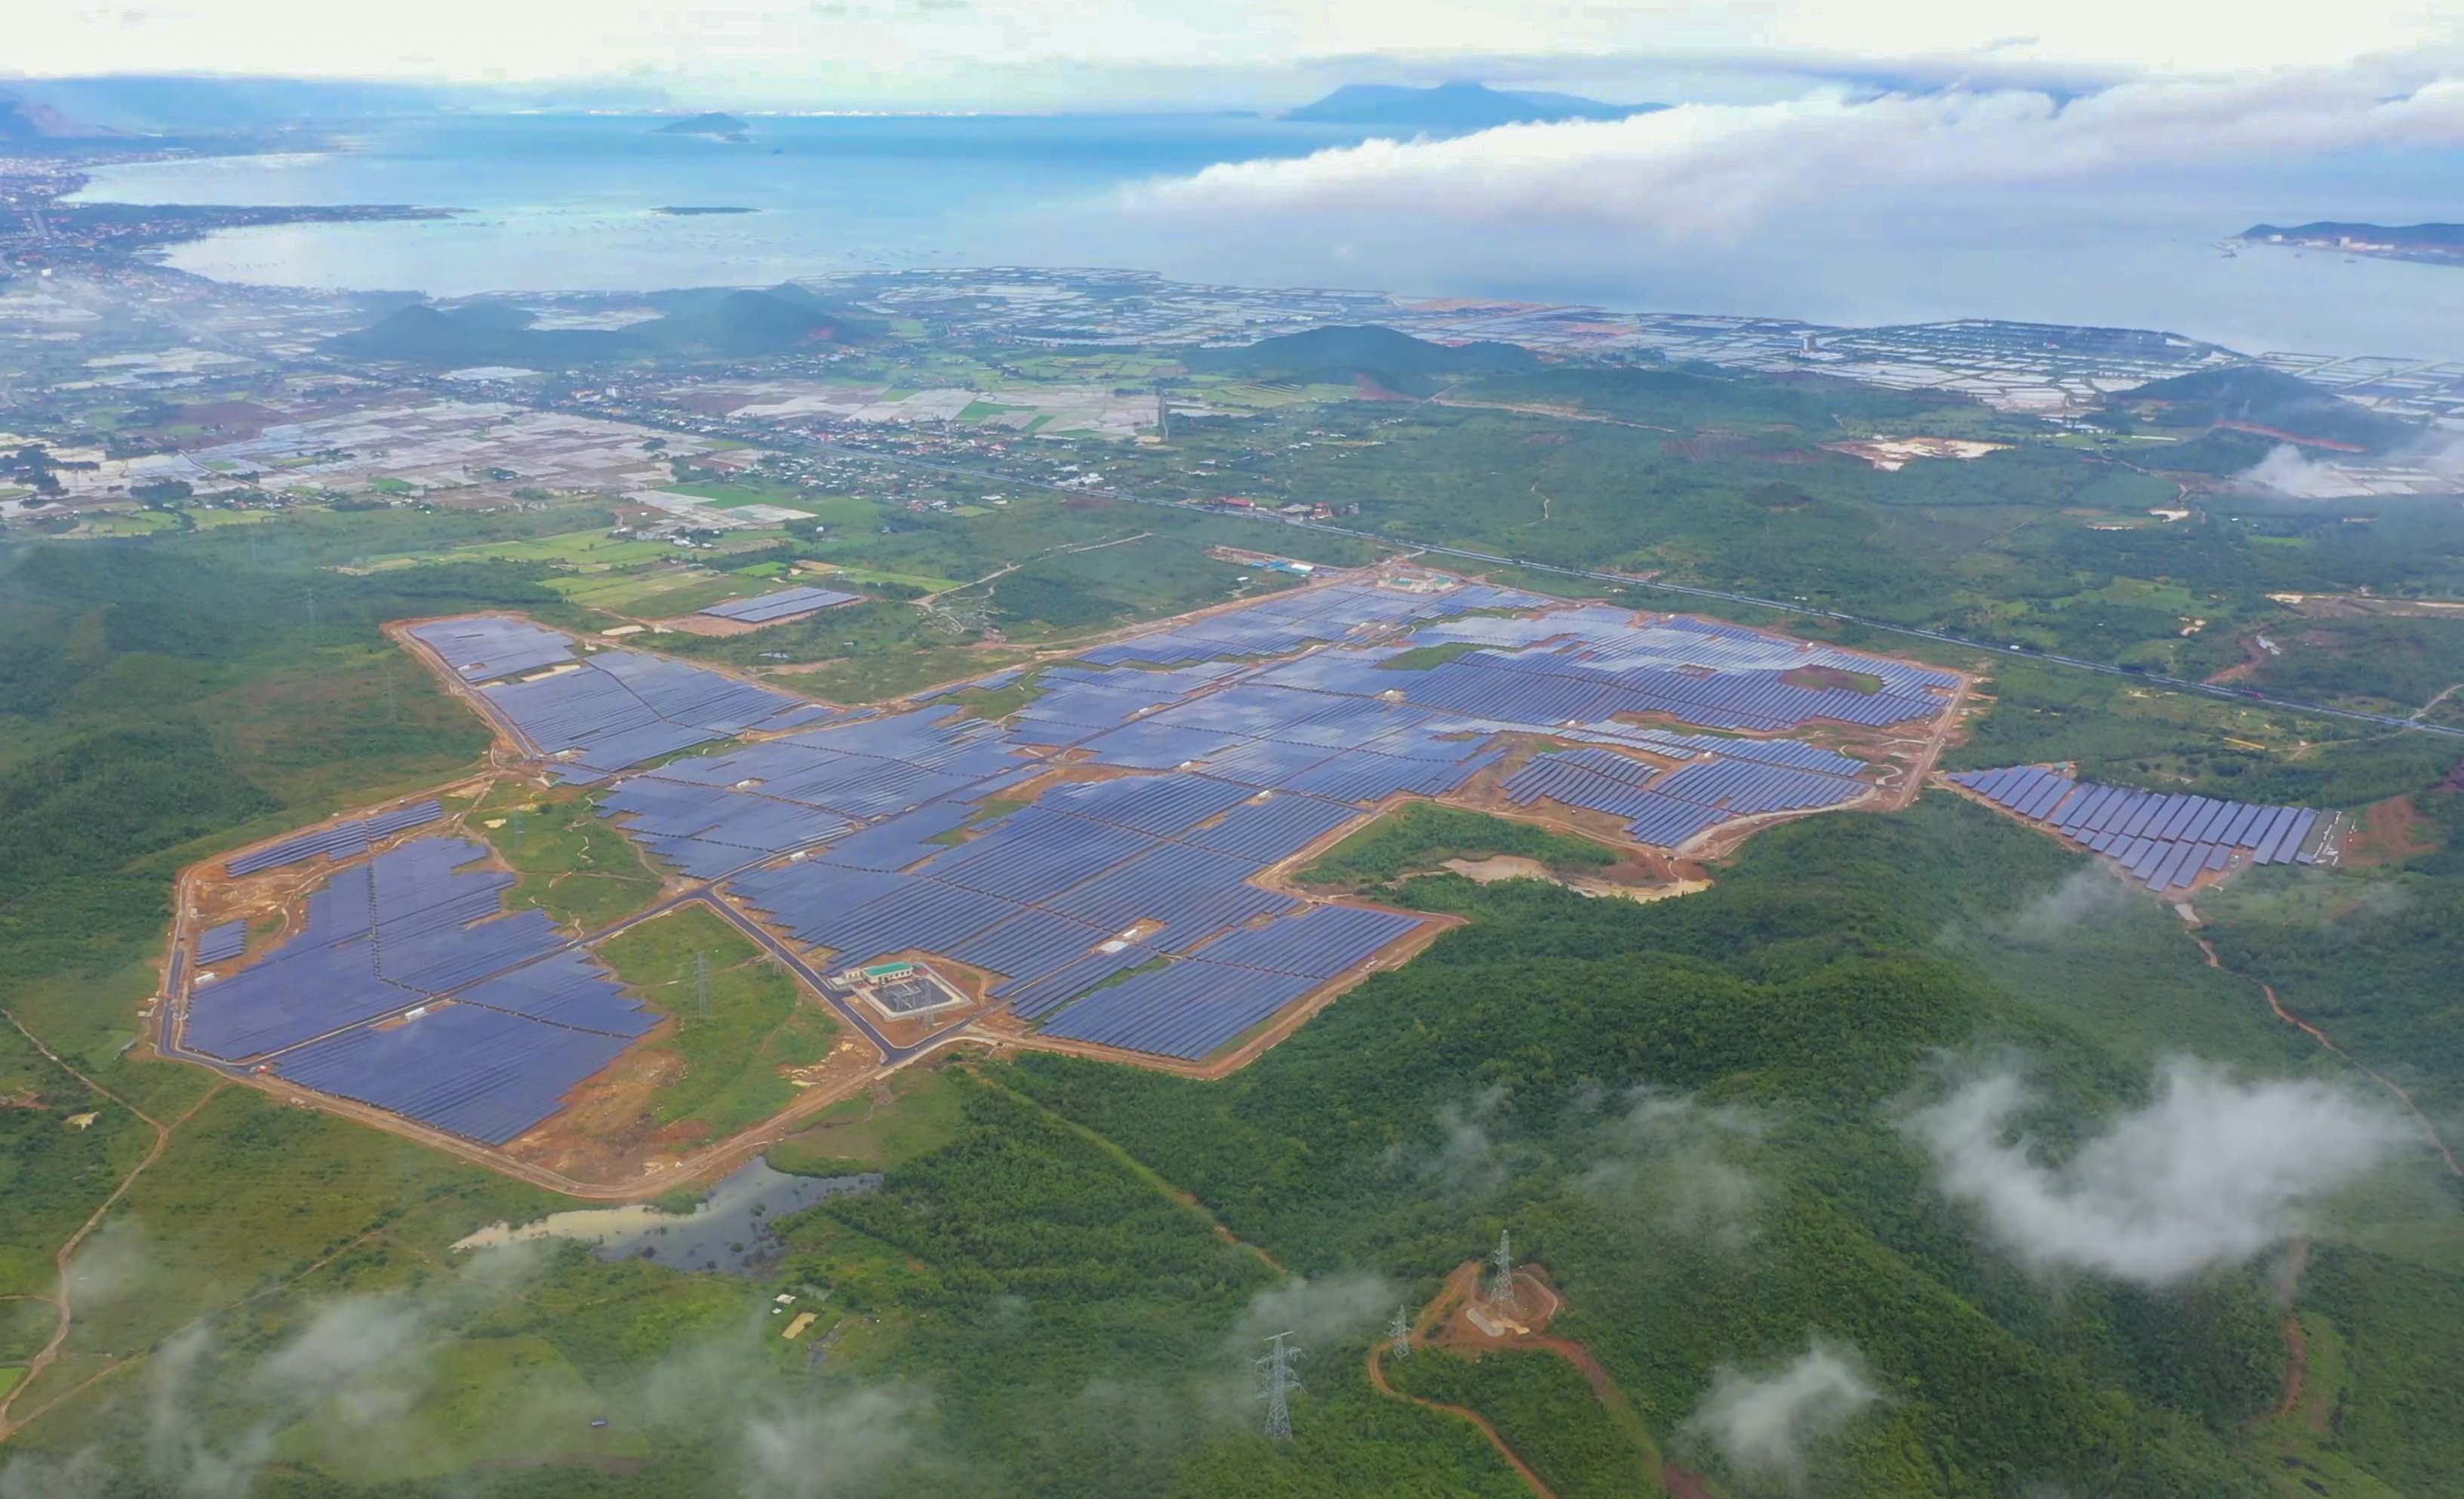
1257 1331 1303 1441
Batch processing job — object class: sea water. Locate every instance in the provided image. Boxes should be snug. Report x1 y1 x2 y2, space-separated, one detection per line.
72 113 2464 359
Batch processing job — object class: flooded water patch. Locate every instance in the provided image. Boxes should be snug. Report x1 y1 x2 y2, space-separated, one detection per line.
454 1159 879 1275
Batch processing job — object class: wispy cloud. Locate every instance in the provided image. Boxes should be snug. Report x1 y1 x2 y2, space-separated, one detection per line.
1130 69 2464 242
1580 1088 1770 1252
1681 1337 1878 1490
1903 1056 2412 1285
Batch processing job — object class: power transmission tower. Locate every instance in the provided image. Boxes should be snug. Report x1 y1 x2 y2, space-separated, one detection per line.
1257 1331 1302 1441
694 951 711 1018
1387 1304 1413 1359
1486 1228 1519 1314
1155 383 1170 441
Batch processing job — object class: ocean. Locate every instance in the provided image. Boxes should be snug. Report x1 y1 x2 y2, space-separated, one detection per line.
72 113 2464 359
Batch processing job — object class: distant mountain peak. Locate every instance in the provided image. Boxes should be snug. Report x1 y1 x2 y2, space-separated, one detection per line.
1284 82 1662 131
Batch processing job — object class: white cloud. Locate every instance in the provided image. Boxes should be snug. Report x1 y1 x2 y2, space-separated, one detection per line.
1904 1057 2412 1285
1580 1088 1770 1251
740 1386 932 1499
1132 70 2464 242
1681 1338 1878 1490
1227 1270 1395 1353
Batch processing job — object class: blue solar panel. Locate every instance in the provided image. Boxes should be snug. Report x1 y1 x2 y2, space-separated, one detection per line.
1952 767 2328 892
195 921 247 965
700 586 860 623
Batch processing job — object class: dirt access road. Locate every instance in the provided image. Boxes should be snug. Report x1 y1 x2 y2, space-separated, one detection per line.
1369 1260 1708 1499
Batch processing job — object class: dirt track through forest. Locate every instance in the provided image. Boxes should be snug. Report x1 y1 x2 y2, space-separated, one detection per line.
2191 935 2464 1177
0 1009 223 1439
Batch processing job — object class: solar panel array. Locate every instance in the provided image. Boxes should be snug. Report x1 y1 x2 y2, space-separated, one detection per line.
195 920 247 964
1949 767 2327 893
189 836 655 1143
699 586 860 623
410 617 828 783
1073 581 1550 666
1251 608 1957 734
725 759 1422 1057
226 801 445 877
652 580 1930 1059
1497 746 1868 849
408 615 576 682
258 587 1948 1096
597 706 1027 876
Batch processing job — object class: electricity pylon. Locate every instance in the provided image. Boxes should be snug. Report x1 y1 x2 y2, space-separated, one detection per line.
1486 1228 1519 1314
1387 1304 1413 1359
1257 1331 1303 1440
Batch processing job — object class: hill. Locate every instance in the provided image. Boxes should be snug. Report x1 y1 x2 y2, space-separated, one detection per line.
2241 222 2464 251
2116 365 2417 453
657 111 752 140
1285 81 1663 130
1180 325 1538 396
0 91 103 142
325 284 883 366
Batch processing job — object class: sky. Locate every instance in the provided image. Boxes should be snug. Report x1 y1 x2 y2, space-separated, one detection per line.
14 1 2464 112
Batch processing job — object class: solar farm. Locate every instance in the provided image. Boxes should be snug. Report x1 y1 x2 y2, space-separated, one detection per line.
168 572 1986 1161
1946 767 2346 894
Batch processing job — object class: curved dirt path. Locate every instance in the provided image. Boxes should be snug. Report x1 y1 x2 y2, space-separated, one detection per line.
2192 935 2462 1177
0 1009 223 1439
1367 1340 1561 1499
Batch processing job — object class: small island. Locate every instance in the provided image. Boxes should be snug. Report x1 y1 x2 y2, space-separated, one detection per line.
2237 221 2464 268
654 205 758 216
656 112 751 143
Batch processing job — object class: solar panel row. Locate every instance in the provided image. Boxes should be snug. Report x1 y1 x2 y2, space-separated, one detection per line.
699 586 860 623
188 837 642 1064
1948 768 2326 893
226 800 445 877
195 920 247 965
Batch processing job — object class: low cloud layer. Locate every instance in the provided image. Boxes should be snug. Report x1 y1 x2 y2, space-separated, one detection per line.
1228 1270 1395 1353
1131 69 2464 242
1905 1057 2412 1285
1580 1088 1770 1251
1682 1339 1878 1489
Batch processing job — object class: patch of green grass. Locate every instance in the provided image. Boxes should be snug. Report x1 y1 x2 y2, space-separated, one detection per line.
594 904 838 1137
274 1331 646 1480
469 786 662 932
1376 640 1485 670
780 645 1035 704
764 1066 968 1177
1300 802 1620 888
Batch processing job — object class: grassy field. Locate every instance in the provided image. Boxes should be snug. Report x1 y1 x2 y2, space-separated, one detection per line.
466 784 663 932
1300 802 1621 888
776 642 1036 703
593 904 838 1137
764 1066 969 1177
